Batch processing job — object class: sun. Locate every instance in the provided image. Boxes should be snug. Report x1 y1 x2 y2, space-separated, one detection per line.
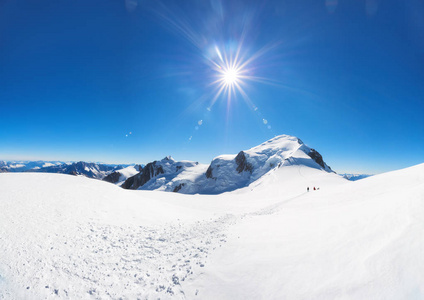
207 43 271 108
222 67 240 86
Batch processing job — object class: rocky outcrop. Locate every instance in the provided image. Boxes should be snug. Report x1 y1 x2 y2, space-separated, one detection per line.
308 149 332 171
121 161 165 190
103 165 142 184
205 165 214 179
235 151 253 174
173 183 185 193
103 172 121 183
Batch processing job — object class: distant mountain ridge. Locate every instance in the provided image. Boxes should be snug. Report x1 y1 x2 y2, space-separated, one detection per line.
341 174 372 181
0 160 134 180
0 160 66 172
30 161 122 179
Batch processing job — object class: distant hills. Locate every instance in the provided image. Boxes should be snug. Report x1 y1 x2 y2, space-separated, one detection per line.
0 160 134 179
0 160 66 172
340 174 372 181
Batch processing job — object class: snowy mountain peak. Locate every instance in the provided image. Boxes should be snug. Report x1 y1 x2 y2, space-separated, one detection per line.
162 156 175 162
250 134 303 151
202 134 333 193
121 134 333 194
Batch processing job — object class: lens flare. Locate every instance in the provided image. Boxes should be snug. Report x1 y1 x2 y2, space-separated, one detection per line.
222 67 240 86
151 1 280 138
206 43 260 109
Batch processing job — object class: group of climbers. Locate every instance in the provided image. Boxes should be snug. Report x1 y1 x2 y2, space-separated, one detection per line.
307 186 319 192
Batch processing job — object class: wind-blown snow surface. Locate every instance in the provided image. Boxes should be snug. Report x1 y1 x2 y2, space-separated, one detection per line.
1 163 423 299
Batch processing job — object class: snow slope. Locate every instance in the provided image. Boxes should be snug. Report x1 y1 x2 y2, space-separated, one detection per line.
102 165 142 186
117 165 140 182
185 163 424 299
1 162 423 299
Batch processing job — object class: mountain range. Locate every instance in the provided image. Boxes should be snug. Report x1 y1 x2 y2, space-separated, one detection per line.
0 160 133 179
0 135 371 193
120 135 334 194
340 173 372 181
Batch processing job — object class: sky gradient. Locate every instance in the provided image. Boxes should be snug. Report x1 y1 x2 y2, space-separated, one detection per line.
1 0 423 174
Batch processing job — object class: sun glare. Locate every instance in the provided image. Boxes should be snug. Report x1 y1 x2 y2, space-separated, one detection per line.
206 44 252 107
206 42 274 110
222 67 240 86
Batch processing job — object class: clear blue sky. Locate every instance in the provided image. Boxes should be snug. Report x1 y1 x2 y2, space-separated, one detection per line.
1 0 423 174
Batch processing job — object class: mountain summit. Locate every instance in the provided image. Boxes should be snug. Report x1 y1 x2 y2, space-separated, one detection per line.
122 134 333 194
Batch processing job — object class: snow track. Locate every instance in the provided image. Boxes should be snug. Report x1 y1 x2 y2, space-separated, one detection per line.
1 212 238 299
58 216 238 299
0 172 306 299
248 192 307 216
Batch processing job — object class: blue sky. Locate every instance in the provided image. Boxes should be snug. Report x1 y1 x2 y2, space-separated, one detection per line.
1 0 423 174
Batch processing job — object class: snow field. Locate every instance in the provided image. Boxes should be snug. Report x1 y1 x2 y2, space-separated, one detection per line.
184 164 424 299
1 163 423 299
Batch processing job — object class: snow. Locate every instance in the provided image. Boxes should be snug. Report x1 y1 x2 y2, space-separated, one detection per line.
1 162 423 299
0 161 67 172
112 165 141 184
7 164 25 169
185 163 424 299
42 163 55 168
133 157 209 193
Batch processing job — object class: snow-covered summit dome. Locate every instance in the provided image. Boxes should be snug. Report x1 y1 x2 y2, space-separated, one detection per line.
121 134 333 194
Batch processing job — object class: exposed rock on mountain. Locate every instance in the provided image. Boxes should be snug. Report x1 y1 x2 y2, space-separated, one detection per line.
102 172 121 184
102 165 142 185
308 148 332 171
121 158 200 191
121 161 165 189
235 151 253 174
205 165 214 179
172 183 185 193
